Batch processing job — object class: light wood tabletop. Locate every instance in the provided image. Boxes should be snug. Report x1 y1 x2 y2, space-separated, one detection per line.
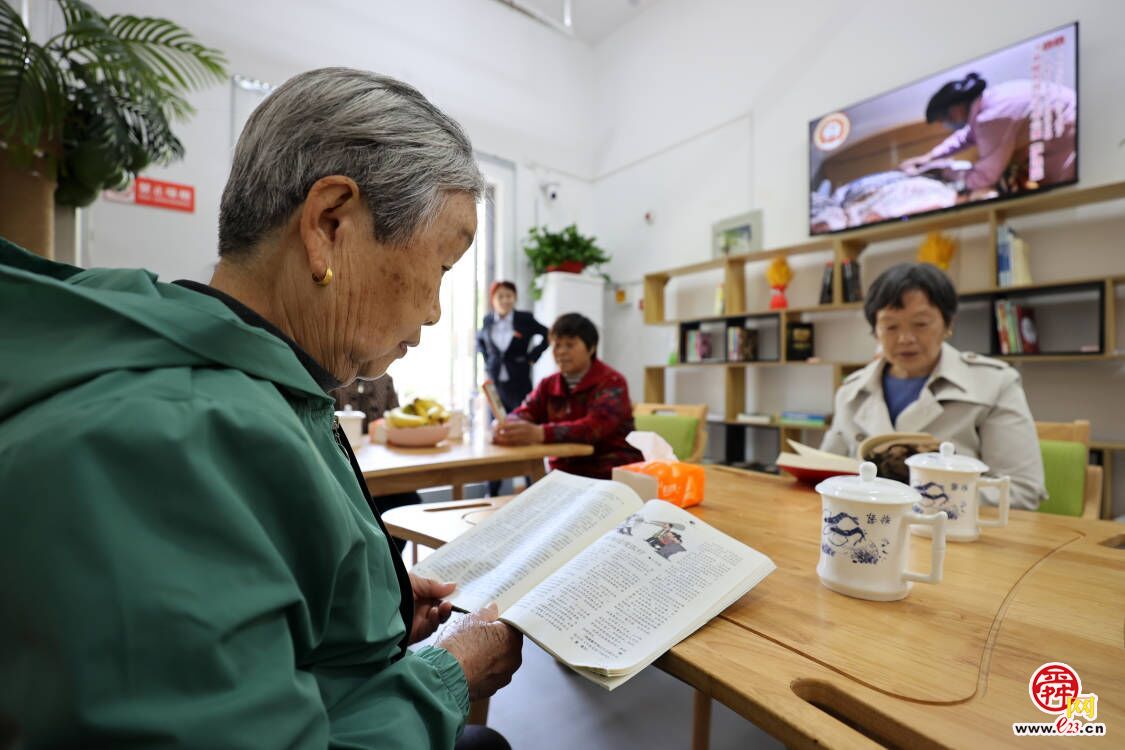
354 434 592 498
382 495 515 550
658 466 1125 749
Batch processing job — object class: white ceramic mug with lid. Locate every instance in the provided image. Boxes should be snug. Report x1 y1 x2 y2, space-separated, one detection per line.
815 462 948 601
906 442 1010 542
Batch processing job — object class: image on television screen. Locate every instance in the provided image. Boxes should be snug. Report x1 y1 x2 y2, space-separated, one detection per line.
808 23 1077 235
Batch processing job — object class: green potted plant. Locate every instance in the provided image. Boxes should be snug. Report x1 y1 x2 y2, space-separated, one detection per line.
0 0 227 257
523 224 611 299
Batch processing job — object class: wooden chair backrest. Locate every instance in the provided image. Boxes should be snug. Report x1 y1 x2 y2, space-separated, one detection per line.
1035 419 1091 447
632 403 708 463
1036 419 1102 519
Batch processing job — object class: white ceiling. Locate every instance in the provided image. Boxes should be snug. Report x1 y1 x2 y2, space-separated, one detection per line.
505 0 659 45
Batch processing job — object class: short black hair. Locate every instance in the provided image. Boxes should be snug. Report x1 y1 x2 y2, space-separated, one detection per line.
550 312 599 355
864 262 958 329
925 72 987 123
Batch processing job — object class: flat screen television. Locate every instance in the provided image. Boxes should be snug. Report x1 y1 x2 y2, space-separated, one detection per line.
808 23 1077 235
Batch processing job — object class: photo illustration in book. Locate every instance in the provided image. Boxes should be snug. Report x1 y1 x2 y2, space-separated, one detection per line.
616 513 692 560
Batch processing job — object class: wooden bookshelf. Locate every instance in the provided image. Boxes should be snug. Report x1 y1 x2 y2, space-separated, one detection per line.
959 273 1125 298
783 301 866 316
996 353 1125 364
642 179 1125 515
661 361 782 369
653 359 866 370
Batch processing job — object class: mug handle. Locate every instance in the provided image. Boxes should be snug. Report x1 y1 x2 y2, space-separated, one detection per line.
977 476 1011 528
902 510 947 585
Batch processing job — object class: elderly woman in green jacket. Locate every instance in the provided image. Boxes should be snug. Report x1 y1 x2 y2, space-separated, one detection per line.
0 68 520 749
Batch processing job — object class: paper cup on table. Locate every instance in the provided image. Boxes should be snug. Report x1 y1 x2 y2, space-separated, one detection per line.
335 406 366 448
446 410 466 440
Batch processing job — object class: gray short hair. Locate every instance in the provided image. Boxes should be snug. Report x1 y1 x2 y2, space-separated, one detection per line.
219 67 483 255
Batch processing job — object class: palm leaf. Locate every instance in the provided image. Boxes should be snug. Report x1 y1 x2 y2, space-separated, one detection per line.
0 2 64 156
67 64 183 169
49 2 225 118
2 0 226 199
106 15 226 92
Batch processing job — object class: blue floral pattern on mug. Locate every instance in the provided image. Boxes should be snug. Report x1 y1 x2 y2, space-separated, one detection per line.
822 510 889 565
912 480 965 521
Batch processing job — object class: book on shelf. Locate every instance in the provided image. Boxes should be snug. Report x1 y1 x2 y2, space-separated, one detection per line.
1010 231 1033 286
778 410 828 428
725 326 759 362
684 330 699 363
696 330 714 361
1005 301 1021 354
786 322 814 361
999 301 1017 353
818 262 834 305
996 224 1032 287
994 299 1028 354
841 259 863 302
685 322 724 363
736 412 774 425
996 224 1011 287
776 433 938 484
1016 304 1040 354
412 470 776 690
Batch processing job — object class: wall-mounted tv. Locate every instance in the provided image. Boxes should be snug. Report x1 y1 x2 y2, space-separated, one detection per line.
809 23 1077 235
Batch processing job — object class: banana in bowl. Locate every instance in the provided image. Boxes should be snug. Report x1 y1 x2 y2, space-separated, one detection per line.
385 398 452 447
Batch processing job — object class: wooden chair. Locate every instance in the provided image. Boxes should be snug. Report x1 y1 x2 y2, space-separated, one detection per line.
1035 419 1102 520
632 403 708 463
1036 419 1091 444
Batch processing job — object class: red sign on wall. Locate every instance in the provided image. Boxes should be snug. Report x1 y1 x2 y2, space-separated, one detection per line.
133 176 195 212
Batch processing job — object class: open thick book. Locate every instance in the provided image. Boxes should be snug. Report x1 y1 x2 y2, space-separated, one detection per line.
777 433 938 483
413 471 775 690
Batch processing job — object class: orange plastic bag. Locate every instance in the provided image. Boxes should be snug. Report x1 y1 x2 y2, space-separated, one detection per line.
614 460 705 508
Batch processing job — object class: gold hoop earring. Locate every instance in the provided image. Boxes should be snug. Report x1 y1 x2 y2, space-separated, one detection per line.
314 267 333 286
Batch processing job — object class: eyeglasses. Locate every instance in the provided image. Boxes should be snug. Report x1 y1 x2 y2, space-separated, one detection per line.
875 318 945 340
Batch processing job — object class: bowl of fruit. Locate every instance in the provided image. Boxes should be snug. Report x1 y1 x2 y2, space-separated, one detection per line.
385 398 453 447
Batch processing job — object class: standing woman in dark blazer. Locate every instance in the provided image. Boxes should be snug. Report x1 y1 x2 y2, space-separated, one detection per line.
477 280 549 412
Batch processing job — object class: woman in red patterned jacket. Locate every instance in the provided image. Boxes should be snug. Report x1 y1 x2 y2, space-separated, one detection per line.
493 312 643 479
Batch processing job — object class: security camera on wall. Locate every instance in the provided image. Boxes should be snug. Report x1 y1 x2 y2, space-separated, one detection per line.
540 181 560 201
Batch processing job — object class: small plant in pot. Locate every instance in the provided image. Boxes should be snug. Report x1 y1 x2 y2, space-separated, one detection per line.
0 0 227 255
523 224 611 299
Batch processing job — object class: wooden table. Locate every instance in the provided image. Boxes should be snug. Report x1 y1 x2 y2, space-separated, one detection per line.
354 434 592 499
659 466 1125 749
382 496 515 550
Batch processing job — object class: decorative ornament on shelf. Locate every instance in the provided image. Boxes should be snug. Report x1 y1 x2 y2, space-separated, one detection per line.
0 0 227 257
917 231 958 271
523 224 612 300
767 257 793 310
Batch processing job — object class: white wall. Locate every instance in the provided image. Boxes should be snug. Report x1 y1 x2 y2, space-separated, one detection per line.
66 0 597 281
592 0 1125 250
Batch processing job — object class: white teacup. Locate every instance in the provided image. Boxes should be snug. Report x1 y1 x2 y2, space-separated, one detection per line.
906 442 1010 542
816 462 948 601
335 405 366 449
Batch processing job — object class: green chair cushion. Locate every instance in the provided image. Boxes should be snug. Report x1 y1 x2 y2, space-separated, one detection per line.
633 414 699 461
1037 439 1087 517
